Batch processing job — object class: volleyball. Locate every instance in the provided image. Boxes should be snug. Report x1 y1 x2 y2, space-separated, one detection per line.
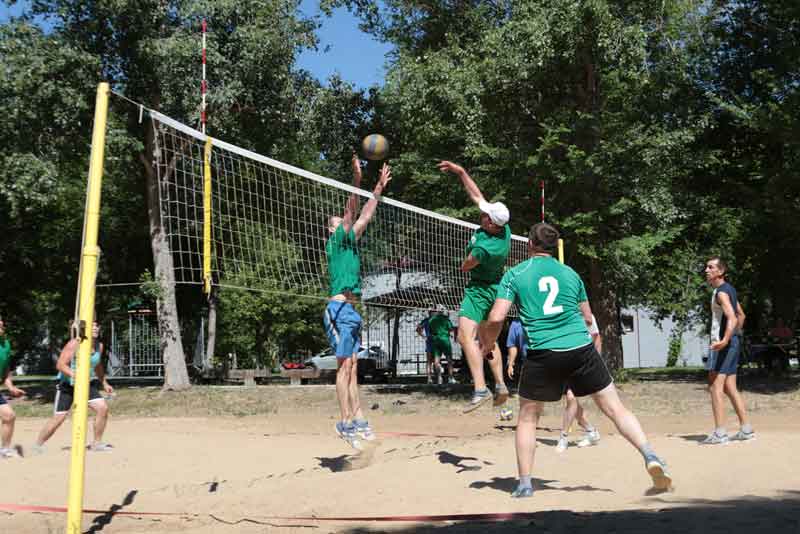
361 134 389 161
499 406 514 421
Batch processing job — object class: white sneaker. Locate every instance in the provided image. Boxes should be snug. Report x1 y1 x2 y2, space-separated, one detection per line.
576 429 600 448
555 436 569 453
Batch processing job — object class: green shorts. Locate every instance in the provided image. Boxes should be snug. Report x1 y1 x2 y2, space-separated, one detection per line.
431 337 452 359
459 284 498 323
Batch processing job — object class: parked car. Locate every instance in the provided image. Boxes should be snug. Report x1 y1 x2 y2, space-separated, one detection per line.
304 345 391 382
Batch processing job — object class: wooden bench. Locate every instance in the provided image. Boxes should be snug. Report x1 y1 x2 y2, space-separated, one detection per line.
279 366 321 385
227 368 272 386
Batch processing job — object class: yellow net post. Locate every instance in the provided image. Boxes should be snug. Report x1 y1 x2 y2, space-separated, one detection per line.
203 137 212 294
558 238 564 264
66 82 110 534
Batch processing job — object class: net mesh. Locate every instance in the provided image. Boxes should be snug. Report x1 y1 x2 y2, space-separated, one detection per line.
151 110 528 311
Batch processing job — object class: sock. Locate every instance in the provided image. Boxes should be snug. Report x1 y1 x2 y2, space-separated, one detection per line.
639 443 656 460
560 431 568 439
714 427 727 437
519 475 532 488
353 418 368 428
583 425 595 433
741 423 753 434
475 388 490 396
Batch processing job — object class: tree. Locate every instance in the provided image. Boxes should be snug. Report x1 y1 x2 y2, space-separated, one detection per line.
13 0 322 388
334 0 717 370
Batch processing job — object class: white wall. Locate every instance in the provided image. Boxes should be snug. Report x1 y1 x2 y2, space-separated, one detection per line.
620 307 709 368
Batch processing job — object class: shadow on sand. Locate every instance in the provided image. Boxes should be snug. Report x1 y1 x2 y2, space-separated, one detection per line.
342 491 800 534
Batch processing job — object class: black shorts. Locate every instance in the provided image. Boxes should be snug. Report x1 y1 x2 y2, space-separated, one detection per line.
54 381 103 414
0 393 6 406
518 343 613 402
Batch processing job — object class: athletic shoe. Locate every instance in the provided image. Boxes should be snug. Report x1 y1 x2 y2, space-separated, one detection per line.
644 455 673 491
354 421 376 442
701 431 730 445
493 384 510 407
335 422 363 450
555 436 569 453
448 377 457 385
511 484 534 498
0 447 19 459
437 373 443 385
731 429 756 441
576 429 600 448
88 442 114 452
463 389 492 413
30 444 46 456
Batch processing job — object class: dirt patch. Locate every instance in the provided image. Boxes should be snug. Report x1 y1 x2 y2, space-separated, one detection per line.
1 375 798 533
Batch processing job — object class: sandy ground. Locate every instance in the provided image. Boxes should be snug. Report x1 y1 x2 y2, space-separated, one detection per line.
1 379 799 533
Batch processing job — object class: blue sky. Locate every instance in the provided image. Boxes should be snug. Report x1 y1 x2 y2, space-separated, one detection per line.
0 1 392 89
298 0 393 89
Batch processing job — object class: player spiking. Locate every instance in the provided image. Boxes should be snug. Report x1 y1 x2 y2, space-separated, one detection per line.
438 161 511 413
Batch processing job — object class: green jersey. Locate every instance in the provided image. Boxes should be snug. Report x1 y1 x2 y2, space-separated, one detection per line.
325 224 361 296
0 336 11 378
428 313 453 341
496 255 592 351
466 224 511 285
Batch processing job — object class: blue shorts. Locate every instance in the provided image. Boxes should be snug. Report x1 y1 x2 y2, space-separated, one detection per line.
425 340 433 353
0 394 6 406
324 301 362 358
708 335 741 375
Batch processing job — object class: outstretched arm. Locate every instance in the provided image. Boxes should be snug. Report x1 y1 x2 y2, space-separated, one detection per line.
353 163 392 238
341 153 364 231
437 161 485 206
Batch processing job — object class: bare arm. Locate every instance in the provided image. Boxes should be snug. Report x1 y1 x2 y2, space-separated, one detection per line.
710 291 738 350
56 338 80 379
479 299 513 355
507 345 518 378
579 301 593 328
3 371 25 397
353 163 392 238
341 154 364 231
437 161 485 206
736 302 746 331
94 342 114 394
460 254 480 272
593 334 602 354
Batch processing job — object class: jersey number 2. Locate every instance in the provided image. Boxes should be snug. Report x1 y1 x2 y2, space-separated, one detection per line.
539 276 563 315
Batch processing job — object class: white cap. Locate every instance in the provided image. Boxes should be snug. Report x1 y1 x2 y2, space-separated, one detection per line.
478 200 510 226
435 304 448 313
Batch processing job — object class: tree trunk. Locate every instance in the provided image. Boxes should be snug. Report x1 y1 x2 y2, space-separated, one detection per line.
141 119 190 390
589 259 623 372
204 290 217 369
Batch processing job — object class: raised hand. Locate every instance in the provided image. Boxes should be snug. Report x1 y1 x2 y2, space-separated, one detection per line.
351 152 363 184
437 160 465 176
378 163 392 189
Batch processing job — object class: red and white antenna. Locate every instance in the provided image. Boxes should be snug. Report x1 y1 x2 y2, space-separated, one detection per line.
540 180 545 223
201 18 207 134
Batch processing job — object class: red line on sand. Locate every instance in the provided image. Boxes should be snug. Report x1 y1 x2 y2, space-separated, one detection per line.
0 503 541 522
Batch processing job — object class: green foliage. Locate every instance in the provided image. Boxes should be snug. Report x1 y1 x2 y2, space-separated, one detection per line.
215 229 327 369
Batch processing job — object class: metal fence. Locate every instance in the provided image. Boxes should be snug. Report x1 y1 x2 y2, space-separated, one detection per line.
108 311 164 378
